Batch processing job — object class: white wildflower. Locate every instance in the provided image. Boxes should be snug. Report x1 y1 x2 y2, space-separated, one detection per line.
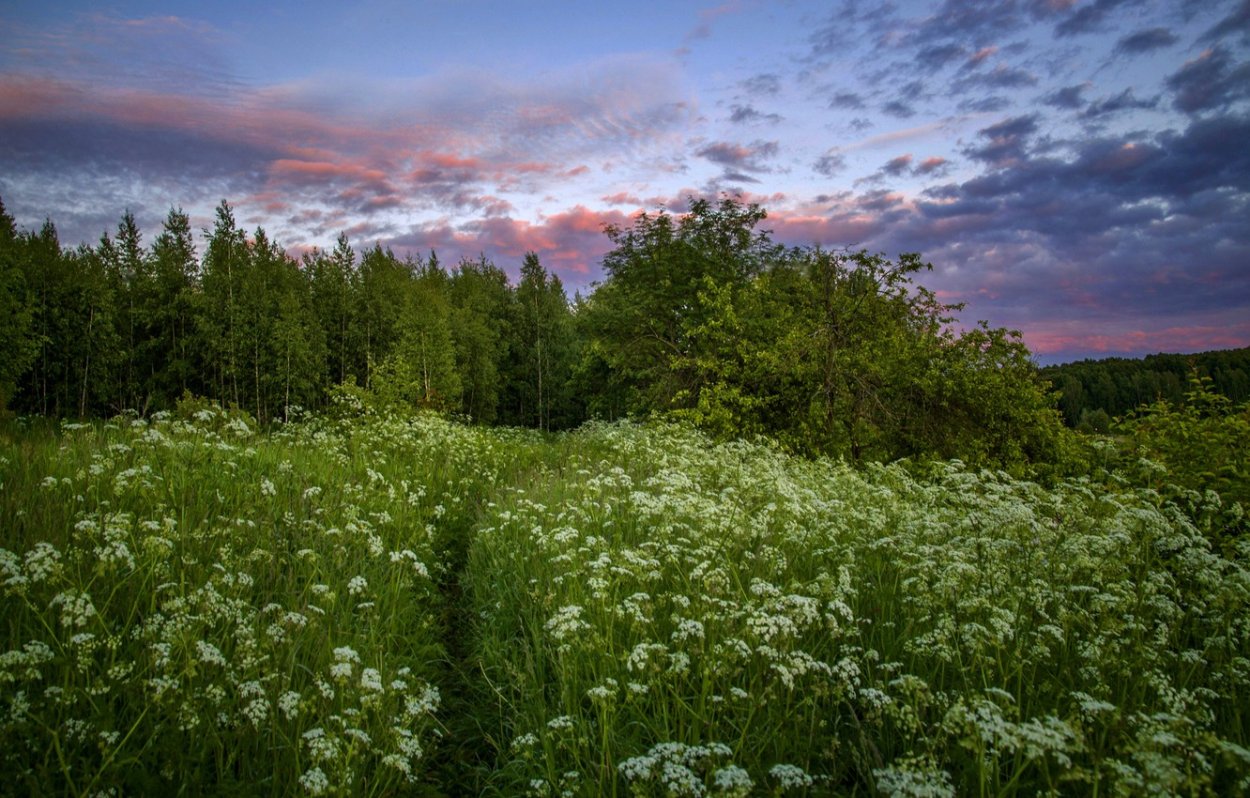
712 765 753 797
769 764 813 790
299 766 329 795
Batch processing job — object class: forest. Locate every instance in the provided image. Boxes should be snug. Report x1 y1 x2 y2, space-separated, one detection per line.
1042 347 1250 430
1 194 1070 467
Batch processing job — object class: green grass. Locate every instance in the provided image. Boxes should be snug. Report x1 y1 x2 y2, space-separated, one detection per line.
2 411 1247 796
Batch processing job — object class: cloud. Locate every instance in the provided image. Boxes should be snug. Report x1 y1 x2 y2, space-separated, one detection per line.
809 2 899 57
685 2 744 43
881 154 914 176
813 153 848 177
0 41 695 251
963 46 998 70
0 12 239 98
915 156 951 175
1165 47 1250 114
696 140 780 174
917 43 968 70
964 114 1040 167
862 153 952 183
858 113 1250 353
828 91 867 110
1113 27 1179 54
729 104 783 124
902 0 1048 50
601 192 642 206
959 95 1012 113
1082 88 1158 118
1055 0 1142 37
953 64 1038 92
1201 0 1250 43
1027 319 1250 362
740 72 781 96
1042 83 1088 108
381 205 635 288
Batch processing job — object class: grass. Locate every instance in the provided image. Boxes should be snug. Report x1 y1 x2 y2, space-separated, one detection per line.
2 409 1247 796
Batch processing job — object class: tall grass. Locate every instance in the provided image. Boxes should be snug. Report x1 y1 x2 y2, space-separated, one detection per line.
2 411 1247 795
468 422 1249 796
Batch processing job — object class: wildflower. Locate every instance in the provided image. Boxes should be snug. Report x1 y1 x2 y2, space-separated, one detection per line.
50 591 100 629
512 732 539 751
404 685 440 718
360 667 383 692
873 757 956 798
546 715 575 731
299 766 330 795
544 605 590 642
242 697 268 727
769 764 813 790
712 765 753 797
195 640 227 667
24 542 61 583
279 690 301 720
672 617 705 643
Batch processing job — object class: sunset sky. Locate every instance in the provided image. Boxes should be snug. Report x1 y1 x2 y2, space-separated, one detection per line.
2 0 1248 363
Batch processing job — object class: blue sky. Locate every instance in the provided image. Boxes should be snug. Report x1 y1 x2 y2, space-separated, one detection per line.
2 0 1248 362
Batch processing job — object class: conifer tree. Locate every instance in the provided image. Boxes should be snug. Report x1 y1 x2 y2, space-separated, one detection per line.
199 201 248 407
0 198 37 413
147 207 199 405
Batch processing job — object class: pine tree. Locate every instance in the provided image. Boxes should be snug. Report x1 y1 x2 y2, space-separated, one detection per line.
148 207 199 406
0 198 38 413
308 233 358 387
449 255 512 424
199 201 248 407
510 252 576 430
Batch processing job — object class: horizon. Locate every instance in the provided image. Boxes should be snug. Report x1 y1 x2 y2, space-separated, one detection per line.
3 0 1248 363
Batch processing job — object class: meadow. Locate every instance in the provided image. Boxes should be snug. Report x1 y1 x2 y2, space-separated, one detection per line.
1 406 1247 796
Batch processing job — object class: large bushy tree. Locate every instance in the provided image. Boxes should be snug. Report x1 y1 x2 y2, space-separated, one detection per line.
581 196 1066 467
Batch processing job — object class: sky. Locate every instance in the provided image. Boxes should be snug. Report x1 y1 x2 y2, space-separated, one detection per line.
1 0 1248 364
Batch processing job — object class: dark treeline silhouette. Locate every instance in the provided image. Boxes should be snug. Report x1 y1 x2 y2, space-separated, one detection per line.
1042 348 1250 431
2 195 1074 467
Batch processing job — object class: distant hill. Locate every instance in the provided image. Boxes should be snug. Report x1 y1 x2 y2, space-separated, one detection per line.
1040 347 1250 427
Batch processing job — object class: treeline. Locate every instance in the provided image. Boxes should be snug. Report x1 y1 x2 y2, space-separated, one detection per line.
0 198 577 429
1041 348 1250 430
1 195 1068 467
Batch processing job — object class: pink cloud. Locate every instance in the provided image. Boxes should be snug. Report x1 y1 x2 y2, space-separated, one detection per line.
966 46 998 68
1024 321 1250 357
269 159 391 186
602 192 643 206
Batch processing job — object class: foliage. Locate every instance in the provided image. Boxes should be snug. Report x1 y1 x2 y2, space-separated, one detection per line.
0 200 44 414
470 421 1249 796
0 408 531 795
1102 375 1250 542
8 411 1245 794
1042 347 1250 426
582 199 1066 468
0 191 1236 481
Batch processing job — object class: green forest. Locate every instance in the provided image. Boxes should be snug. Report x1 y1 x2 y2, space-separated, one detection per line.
1042 348 1250 430
1 195 1069 464
2 194 1248 795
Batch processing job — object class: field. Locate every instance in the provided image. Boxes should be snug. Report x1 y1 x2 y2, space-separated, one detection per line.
2 408 1247 796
